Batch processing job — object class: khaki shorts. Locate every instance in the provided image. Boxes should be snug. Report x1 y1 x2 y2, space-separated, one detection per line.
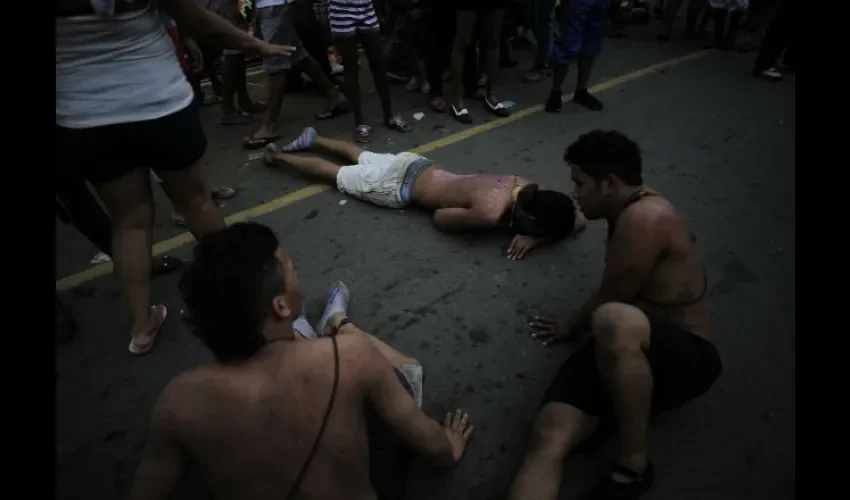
255 3 307 73
336 151 426 209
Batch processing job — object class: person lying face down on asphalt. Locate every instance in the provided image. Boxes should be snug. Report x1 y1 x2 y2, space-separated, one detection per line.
264 127 587 260
128 223 474 500
508 130 722 500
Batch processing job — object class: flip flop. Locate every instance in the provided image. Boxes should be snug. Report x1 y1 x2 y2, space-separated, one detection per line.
211 186 237 200
129 304 168 356
243 135 280 150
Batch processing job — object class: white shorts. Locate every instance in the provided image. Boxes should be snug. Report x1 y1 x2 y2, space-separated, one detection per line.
336 151 424 209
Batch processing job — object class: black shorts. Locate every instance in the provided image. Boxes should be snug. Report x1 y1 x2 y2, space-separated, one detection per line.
543 318 722 419
55 100 207 184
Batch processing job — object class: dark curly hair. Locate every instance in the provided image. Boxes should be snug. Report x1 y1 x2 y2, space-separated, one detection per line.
514 184 576 240
179 223 286 363
564 130 643 186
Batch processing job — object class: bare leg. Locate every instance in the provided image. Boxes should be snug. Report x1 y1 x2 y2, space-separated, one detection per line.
266 152 343 183
483 9 505 99
335 37 365 124
360 31 395 121
592 302 653 477
91 168 159 349
451 11 478 110
508 403 598 500
299 54 347 112
251 71 287 140
157 162 225 240
313 135 364 163
576 55 594 90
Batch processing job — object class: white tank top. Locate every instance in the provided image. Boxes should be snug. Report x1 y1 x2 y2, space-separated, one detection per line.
56 1 193 129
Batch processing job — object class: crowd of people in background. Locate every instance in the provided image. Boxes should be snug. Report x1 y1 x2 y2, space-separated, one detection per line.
56 0 793 498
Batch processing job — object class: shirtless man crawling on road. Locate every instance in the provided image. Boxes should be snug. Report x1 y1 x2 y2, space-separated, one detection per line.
264 127 587 260
128 222 473 500
508 131 722 500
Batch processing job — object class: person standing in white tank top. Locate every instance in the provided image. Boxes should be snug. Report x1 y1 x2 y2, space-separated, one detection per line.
56 0 295 356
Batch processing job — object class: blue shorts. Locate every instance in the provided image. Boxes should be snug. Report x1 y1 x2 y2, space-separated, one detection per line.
552 0 611 65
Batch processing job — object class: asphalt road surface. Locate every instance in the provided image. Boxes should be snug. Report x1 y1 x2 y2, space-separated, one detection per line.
55 25 795 500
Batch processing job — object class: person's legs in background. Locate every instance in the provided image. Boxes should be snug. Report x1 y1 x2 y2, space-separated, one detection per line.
523 0 556 83
425 0 455 112
546 0 609 113
752 0 792 79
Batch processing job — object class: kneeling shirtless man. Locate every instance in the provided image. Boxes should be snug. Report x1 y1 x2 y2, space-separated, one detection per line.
509 131 722 500
265 127 586 260
128 223 473 500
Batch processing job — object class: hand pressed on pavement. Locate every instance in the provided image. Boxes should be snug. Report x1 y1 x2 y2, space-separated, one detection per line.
528 316 577 346
442 409 474 464
507 234 543 260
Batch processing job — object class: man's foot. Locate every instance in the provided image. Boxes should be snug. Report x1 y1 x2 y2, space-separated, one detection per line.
281 127 318 152
293 300 318 340
316 281 350 336
244 124 280 150
573 89 604 111
129 304 168 356
545 89 563 113
583 461 655 499
316 95 351 120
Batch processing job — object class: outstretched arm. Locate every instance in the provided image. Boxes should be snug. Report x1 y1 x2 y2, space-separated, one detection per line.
347 332 473 466
160 0 293 55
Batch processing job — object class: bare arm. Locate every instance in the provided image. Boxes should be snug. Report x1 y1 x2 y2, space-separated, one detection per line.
530 205 668 344
571 207 668 327
159 0 282 53
128 381 191 500
433 208 498 232
348 331 466 466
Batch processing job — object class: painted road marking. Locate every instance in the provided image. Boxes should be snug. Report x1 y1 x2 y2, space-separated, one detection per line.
58 50 710 292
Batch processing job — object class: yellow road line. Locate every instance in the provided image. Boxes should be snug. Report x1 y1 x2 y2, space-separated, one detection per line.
57 50 709 292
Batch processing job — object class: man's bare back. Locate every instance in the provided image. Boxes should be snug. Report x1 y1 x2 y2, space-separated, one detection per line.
622 195 711 337
413 166 530 215
148 336 378 500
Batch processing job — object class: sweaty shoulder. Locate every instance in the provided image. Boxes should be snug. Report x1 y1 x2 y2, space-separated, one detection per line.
620 195 678 233
155 369 214 420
